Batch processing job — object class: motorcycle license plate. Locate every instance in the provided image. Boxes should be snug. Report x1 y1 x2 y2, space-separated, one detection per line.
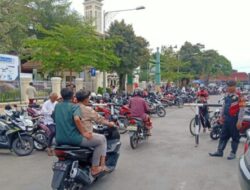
53 162 67 171
127 125 137 131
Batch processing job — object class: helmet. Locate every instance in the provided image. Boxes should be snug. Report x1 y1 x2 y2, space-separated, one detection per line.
200 84 205 89
133 88 143 97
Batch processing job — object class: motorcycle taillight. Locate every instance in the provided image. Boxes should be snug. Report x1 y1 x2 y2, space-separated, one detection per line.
54 150 66 160
129 119 136 125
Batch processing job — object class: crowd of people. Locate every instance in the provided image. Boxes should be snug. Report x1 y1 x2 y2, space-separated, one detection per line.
29 79 247 180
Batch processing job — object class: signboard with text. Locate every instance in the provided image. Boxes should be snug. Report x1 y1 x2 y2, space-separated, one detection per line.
0 54 20 81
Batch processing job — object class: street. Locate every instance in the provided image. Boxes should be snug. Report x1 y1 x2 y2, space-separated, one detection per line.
0 96 243 190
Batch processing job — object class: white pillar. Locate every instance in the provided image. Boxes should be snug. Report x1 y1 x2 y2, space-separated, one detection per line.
20 76 32 102
51 77 62 97
75 78 84 92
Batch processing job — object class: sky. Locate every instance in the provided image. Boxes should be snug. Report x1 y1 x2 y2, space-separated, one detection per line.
71 0 250 73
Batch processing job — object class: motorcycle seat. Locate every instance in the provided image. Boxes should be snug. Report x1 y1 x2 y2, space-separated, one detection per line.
243 115 250 122
55 145 93 151
131 117 143 122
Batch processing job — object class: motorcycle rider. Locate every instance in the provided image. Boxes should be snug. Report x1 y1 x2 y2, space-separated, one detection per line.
41 92 58 156
128 88 152 135
75 90 115 172
53 88 107 176
197 84 211 132
209 80 245 160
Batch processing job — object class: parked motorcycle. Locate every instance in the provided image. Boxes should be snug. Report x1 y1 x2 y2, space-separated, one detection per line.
51 125 121 190
0 116 34 156
147 99 166 117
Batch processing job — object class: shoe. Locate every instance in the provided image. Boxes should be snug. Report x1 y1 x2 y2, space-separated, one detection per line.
227 152 236 160
209 151 223 157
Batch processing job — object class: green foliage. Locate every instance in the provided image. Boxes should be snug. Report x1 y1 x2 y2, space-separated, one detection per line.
0 0 83 54
97 87 111 95
0 90 20 102
25 24 119 77
108 20 150 91
160 42 232 84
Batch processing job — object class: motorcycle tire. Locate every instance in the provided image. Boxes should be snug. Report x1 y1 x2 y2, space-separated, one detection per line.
12 135 34 156
189 118 201 136
130 133 139 149
177 99 184 108
156 107 166 117
210 128 221 140
33 131 48 151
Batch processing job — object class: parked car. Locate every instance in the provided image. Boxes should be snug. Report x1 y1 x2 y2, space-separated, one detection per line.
239 129 250 190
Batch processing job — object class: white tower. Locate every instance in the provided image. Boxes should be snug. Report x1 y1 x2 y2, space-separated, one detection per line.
83 0 103 33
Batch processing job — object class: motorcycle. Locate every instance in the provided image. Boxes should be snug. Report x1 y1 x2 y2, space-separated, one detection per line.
127 117 149 149
51 125 121 190
210 114 250 140
147 99 166 117
0 116 34 156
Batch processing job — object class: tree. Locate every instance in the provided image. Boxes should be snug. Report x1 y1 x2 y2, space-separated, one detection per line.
25 24 119 80
160 46 193 83
0 0 31 53
0 0 82 54
108 20 150 91
178 41 232 83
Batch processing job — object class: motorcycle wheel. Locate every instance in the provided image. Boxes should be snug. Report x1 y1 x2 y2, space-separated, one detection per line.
189 118 201 136
156 107 166 117
177 99 184 108
12 135 34 156
130 133 139 149
210 128 221 140
34 131 48 151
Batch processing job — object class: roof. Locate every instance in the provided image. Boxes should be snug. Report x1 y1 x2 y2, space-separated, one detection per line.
21 61 41 72
215 72 249 81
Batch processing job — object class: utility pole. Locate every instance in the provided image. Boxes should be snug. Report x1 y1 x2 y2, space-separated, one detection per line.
155 47 161 85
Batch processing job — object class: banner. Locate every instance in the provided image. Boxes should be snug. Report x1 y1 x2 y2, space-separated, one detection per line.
0 54 20 81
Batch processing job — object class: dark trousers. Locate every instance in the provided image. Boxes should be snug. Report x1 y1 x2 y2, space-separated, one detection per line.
200 112 211 129
47 124 56 148
29 99 35 105
217 117 240 154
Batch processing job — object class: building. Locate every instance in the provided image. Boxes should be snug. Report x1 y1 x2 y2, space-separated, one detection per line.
84 0 103 33
211 71 249 85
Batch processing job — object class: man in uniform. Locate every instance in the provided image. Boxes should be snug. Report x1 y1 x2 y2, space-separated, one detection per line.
209 80 245 160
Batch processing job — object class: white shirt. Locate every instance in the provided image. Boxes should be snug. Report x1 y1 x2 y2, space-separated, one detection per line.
41 99 57 125
26 86 37 99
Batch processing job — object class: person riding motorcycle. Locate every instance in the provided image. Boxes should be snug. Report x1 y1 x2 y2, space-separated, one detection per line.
75 90 115 173
197 84 211 132
128 88 152 135
53 88 107 176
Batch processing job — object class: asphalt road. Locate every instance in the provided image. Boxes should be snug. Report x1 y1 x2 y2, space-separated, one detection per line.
0 96 243 190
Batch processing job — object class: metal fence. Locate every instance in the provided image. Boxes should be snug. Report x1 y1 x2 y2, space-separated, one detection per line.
0 81 21 102
33 81 52 99
61 81 95 92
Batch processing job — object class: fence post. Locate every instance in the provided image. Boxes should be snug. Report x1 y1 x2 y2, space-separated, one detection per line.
75 78 84 92
20 75 32 102
51 77 62 96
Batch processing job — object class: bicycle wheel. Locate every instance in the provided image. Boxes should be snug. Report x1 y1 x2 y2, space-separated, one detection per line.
189 117 201 136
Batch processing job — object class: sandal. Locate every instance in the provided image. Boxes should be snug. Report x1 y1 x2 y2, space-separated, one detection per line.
91 166 104 176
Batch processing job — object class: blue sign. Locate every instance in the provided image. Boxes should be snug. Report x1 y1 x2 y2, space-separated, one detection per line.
90 68 96 77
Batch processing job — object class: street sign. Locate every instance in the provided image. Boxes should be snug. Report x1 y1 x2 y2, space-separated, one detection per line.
0 54 20 81
90 68 96 77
